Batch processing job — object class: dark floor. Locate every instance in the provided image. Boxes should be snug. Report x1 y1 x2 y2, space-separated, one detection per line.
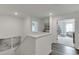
49 43 79 55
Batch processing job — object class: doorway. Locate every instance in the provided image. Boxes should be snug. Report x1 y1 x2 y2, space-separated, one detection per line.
57 19 75 47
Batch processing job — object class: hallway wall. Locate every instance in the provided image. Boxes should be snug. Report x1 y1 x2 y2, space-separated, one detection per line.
0 16 23 38
75 17 79 49
49 16 58 43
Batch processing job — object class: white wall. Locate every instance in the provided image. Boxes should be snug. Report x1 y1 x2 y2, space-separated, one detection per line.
49 16 58 43
75 17 79 49
0 16 23 38
23 17 32 35
43 17 49 24
36 34 53 55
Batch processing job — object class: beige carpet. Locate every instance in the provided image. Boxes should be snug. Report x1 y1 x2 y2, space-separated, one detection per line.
58 35 74 47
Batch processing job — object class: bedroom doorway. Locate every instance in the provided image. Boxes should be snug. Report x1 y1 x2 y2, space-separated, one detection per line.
57 19 75 47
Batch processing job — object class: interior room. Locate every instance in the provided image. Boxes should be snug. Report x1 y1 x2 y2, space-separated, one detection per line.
0 4 79 55
57 19 75 47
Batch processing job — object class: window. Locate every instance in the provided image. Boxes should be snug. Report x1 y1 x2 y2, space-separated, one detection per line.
32 21 38 32
66 23 74 32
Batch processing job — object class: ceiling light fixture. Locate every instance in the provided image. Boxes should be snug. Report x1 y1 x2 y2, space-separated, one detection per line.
14 12 18 16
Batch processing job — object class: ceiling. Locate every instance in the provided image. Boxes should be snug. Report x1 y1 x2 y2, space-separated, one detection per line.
0 4 79 18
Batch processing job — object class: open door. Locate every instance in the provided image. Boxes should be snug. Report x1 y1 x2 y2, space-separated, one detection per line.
57 19 75 47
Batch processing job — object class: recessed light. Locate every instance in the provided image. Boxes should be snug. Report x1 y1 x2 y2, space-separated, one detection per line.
14 12 18 16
